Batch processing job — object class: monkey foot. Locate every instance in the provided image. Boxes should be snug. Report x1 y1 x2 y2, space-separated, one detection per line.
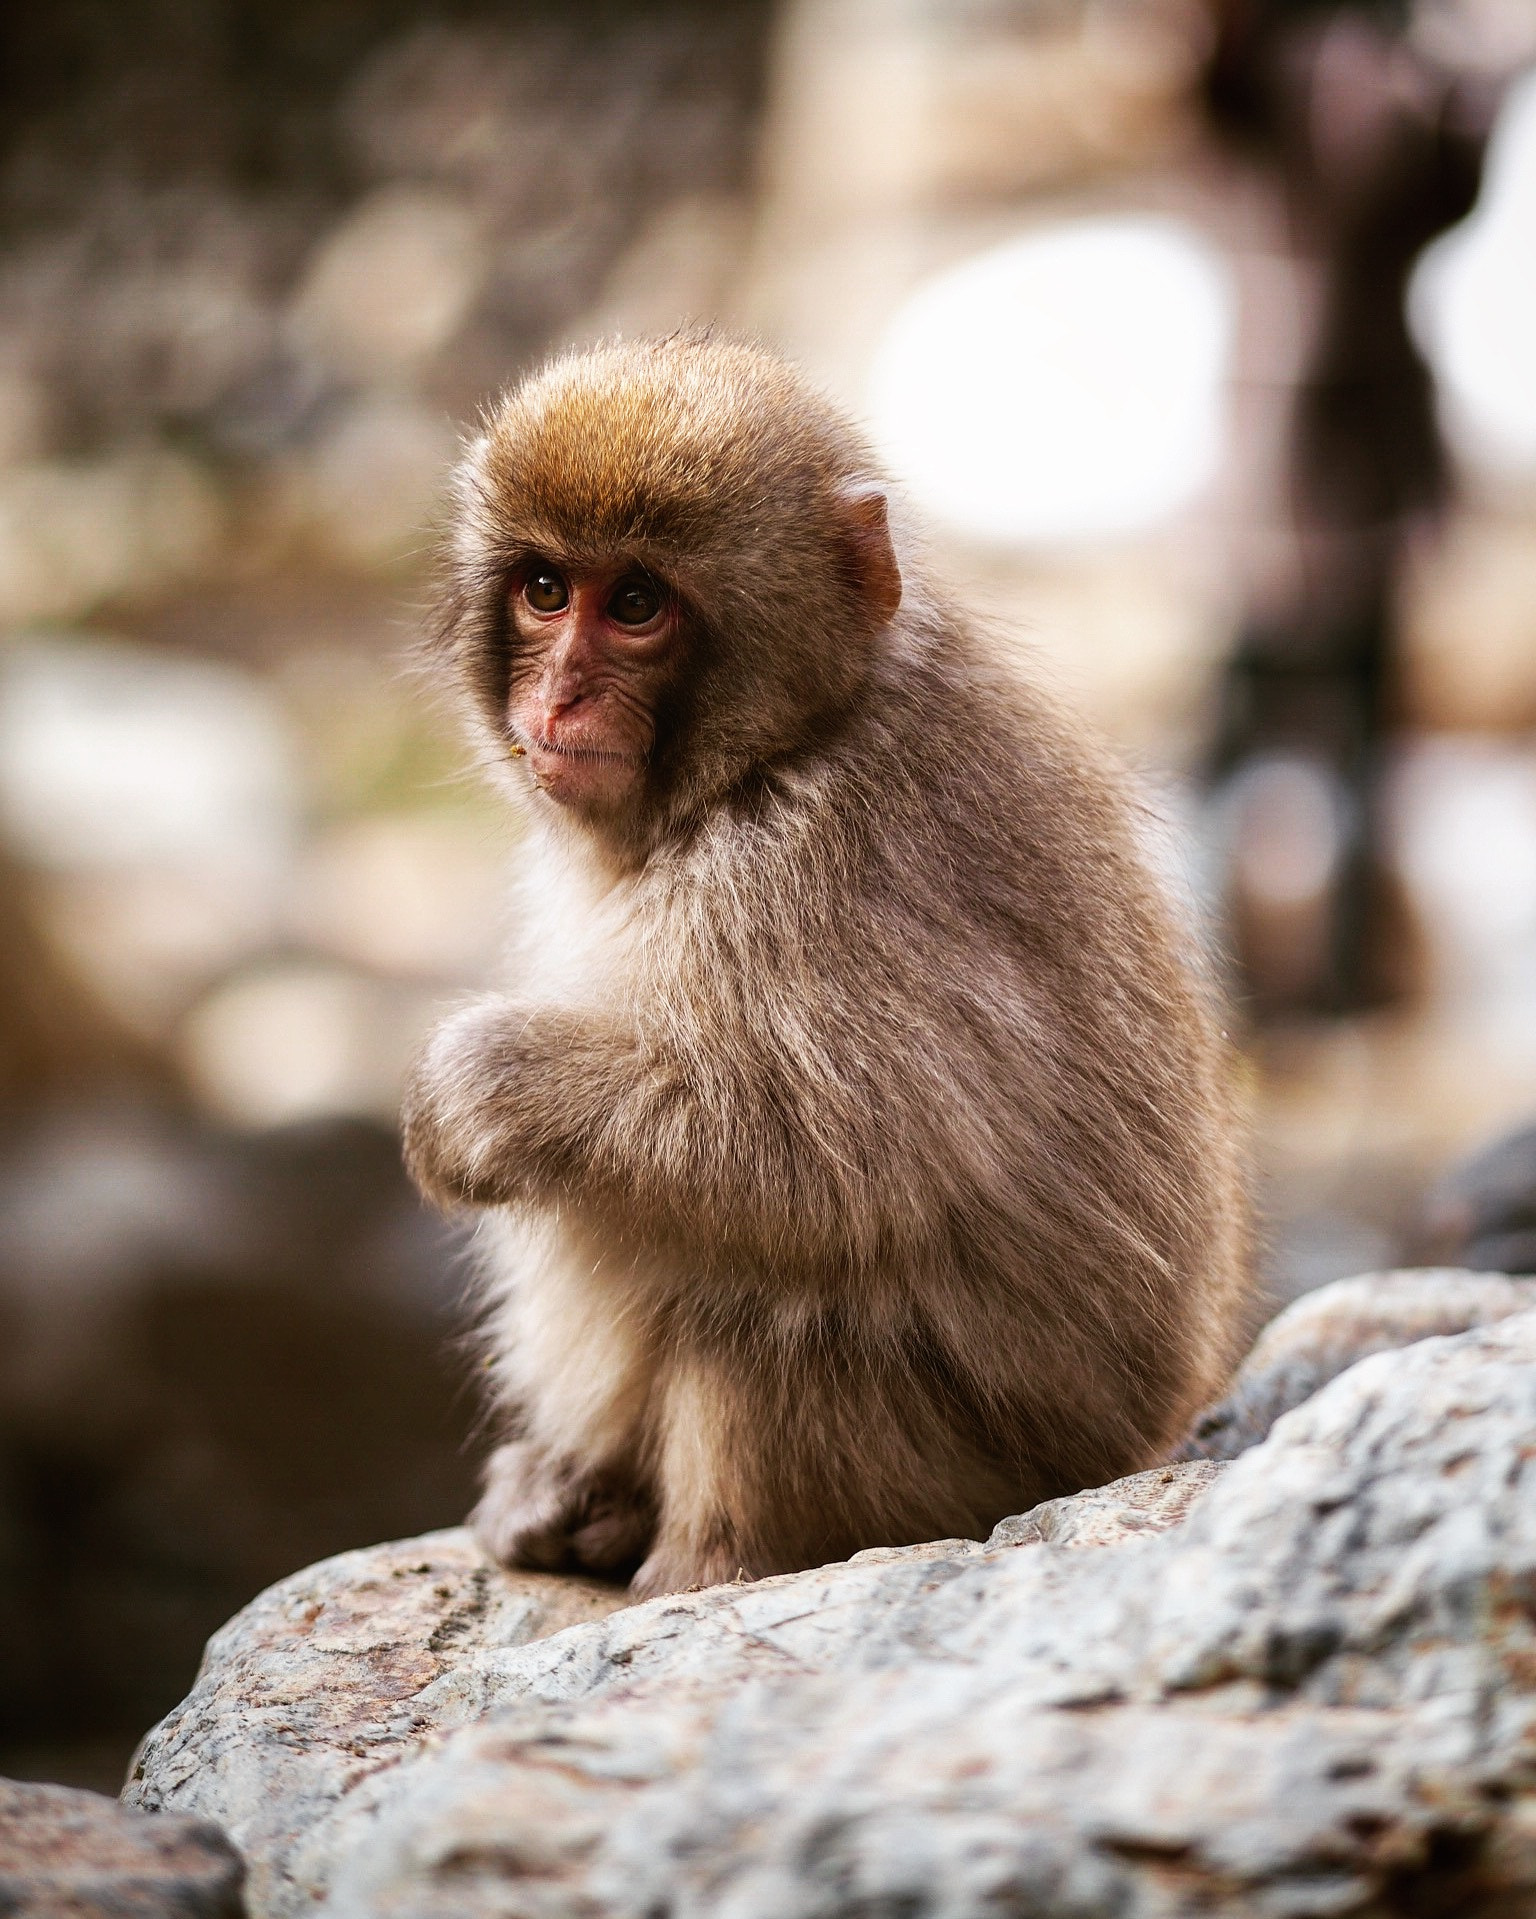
471 1441 654 1579
629 1538 761 1601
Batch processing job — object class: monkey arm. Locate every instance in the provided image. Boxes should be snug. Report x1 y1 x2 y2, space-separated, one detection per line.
401 992 941 1266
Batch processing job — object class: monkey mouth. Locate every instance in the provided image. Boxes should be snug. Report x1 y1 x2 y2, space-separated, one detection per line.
508 732 649 812
517 735 638 767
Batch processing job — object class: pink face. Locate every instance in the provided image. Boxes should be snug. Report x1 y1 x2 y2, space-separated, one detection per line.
506 558 680 814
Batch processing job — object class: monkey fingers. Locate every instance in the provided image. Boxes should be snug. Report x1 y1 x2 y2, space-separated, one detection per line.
400 999 527 1208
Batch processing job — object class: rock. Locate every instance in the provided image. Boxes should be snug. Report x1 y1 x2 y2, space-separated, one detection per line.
125 1468 1212 1916
1418 1121 1536 1275
987 1457 1225 1547
131 1309 1536 1917
1178 1265 1536 1460
322 1312 1536 1917
0 1777 244 1917
124 1531 629 1916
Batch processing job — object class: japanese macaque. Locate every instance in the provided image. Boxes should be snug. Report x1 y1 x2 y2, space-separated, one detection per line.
403 334 1250 1599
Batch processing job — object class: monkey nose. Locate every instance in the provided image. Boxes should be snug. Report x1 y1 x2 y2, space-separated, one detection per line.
545 688 592 726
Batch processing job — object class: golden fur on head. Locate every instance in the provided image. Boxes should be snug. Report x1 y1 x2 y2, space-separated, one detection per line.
406 332 1253 1599
477 334 870 562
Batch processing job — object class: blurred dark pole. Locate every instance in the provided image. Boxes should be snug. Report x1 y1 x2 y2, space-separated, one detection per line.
1204 0 1497 1014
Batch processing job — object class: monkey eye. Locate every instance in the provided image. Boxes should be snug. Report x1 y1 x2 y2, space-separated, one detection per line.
607 575 662 627
523 567 569 614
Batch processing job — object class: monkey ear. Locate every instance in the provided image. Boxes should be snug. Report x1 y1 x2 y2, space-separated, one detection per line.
837 483 902 624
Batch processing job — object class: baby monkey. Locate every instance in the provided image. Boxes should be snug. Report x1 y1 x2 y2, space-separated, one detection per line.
404 334 1249 1598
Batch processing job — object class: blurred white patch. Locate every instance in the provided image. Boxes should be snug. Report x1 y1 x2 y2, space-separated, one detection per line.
1389 736 1536 1001
296 393 458 572
585 194 749 337
179 961 435 1128
1411 65 1536 478
868 216 1234 545
0 637 295 871
0 638 299 1033
0 355 53 466
289 814 507 981
1212 753 1353 1004
1221 756 1349 913
0 447 226 625
1125 770 1220 956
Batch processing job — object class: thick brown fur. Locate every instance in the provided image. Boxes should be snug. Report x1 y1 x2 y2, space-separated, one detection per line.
404 333 1251 1598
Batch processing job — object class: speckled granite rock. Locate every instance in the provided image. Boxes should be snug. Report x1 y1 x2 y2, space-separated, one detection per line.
130 1293 1536 1918
123 1532 628 1916
125 1470 1216 1916
0 1777 244 1917
321 1311 1536 1918
1178 1265 1536 1460
989 1457 1224 1548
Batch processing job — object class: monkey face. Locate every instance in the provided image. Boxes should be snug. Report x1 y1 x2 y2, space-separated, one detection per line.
440 335 904 838
504 555 680 815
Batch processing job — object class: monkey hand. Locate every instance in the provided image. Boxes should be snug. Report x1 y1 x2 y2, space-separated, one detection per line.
400 998 529 1209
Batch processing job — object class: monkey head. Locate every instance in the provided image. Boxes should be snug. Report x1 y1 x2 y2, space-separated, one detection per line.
437 335 903 837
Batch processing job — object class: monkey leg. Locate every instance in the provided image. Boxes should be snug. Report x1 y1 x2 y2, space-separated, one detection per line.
630 1347 875 1599
473 1215 660 1580
629 1351 773 1598
631 1318 1041 1599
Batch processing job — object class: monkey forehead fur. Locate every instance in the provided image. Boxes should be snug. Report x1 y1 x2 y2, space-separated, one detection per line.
470 333 875 574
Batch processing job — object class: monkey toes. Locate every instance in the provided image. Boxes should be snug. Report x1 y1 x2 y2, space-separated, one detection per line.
470 1447 754 1597
629 1538 762 1601
471 1442 654 1580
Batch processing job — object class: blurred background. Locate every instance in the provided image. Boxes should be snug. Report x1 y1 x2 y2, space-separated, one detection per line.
2 0 1535 1793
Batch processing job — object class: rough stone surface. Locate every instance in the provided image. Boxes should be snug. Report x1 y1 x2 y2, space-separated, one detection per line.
324 1312 1536 1917
989 1457 1225 1548
124 1532 628 1917
1178 1265 1536 1460
126 1469 1212 1916
131 1296 1536 1918
0 1777 245 1917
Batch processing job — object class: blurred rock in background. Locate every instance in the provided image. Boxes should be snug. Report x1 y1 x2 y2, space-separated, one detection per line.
3 0 1536 1793
0 1107 472 1787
